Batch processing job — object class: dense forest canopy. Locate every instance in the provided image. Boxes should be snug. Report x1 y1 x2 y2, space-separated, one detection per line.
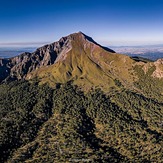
0 79 162 162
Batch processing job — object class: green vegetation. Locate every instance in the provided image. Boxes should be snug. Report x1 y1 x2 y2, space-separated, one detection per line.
133 65 163 101
0 80 53 162
0 80 162 162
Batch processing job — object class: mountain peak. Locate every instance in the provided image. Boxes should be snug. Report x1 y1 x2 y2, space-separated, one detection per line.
0 32 115 82
63 32 115 53
71 31 85 36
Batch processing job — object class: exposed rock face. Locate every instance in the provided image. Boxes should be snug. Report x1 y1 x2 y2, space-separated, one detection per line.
1 31 163 84
152 59 163 78
0 32 115 82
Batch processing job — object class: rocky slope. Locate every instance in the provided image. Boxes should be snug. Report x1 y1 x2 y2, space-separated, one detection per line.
1 32 163 93
0 32 114 82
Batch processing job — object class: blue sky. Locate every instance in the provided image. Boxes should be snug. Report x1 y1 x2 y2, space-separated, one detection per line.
0 0 163 46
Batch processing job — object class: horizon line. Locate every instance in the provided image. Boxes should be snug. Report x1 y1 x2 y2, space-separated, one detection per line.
0 41 51 46
0 41 163 47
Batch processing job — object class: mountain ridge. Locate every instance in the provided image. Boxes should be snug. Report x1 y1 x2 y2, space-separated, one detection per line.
0 32 163 93
0 32 115 82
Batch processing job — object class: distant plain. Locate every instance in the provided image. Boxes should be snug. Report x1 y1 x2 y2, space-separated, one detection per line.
0 47 37 58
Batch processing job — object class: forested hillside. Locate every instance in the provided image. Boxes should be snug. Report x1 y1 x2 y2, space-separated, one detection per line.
0 80 162 162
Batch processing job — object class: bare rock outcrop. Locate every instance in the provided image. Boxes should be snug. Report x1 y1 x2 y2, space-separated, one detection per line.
152 59 163 78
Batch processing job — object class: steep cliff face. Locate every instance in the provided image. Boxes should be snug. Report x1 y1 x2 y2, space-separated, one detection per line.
0 35 72 81
0 32 115 82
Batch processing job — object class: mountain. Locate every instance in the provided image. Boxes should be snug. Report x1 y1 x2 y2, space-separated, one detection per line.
0 32 163 162
0 33 142 89
1 32 163 90
0 32 114 82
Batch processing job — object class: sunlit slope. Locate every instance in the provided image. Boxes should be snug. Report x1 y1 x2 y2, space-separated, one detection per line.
1 32 163 94
27 32 135 90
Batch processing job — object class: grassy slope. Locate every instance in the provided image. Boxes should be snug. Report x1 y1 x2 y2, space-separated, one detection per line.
27 36 136 92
